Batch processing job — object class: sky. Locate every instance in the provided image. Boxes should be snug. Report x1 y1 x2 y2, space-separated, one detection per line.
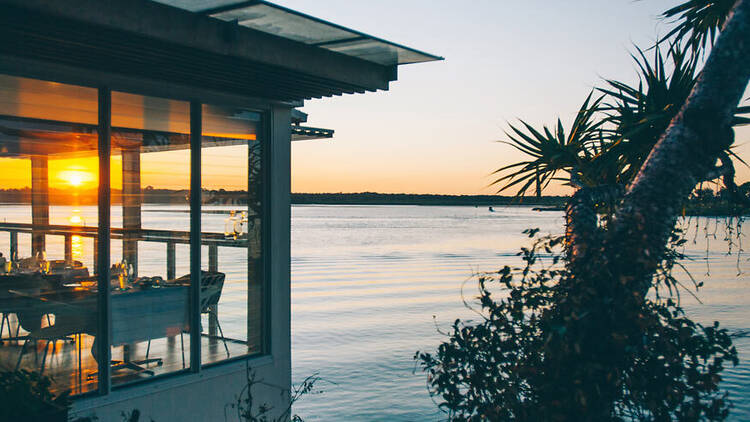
284 0 750 195
2 1 747 196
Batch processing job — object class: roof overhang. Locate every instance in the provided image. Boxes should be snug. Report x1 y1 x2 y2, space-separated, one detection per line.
0 0 440 102
291 126 334 141
155 0 443 66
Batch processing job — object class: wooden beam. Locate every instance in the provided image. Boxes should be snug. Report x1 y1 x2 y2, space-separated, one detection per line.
122 146 141 277
31 155 49 256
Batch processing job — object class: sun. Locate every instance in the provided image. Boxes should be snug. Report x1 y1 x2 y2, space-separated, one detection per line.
58 169 95 188
67 173 84 187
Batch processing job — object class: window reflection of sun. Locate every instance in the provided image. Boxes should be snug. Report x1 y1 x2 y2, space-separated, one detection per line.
69 211 84 262
72 235 84 262
57 170 95 188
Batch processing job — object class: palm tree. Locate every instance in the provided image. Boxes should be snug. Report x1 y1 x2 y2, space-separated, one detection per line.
661 0 737 52
494 42 749 200
419 1 750 419
492 93 605 197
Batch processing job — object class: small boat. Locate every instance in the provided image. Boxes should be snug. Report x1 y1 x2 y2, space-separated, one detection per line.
488 206 495 212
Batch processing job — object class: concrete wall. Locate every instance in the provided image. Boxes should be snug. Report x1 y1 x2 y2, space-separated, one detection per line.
70 106 292 422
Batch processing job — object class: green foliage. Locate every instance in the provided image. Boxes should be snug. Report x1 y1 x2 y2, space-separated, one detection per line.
493 93 605 196
0 370 70 422
597 44 700 184
494 43 740 197
416 231 738 421
494 0 750 199
661 0 736 52
424 0 749 420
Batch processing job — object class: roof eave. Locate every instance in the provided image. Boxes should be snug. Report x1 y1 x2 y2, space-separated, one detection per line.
2 0 396 92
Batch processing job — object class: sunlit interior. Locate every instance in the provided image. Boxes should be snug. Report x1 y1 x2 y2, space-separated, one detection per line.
0 75 264 395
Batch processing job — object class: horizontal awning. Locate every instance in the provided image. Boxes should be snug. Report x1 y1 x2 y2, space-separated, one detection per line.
291 126 333 141
152 0 443 66
0 0 441 102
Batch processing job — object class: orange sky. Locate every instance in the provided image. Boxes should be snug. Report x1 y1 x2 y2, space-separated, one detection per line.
0 144 250 191
4 0 749 197
286 0 750 196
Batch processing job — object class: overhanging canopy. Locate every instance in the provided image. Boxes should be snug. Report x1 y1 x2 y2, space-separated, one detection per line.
153 0 443 66
0 0 442 102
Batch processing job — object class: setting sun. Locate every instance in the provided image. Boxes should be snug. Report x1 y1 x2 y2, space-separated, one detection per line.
57 169 95 188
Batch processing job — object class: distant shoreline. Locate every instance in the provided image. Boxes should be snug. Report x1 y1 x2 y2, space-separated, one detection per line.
290 193 568 207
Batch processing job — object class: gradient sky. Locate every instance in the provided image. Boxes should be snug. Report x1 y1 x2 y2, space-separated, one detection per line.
285 0 750 195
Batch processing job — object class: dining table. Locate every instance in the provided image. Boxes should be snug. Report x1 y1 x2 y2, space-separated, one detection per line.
4 276 189 377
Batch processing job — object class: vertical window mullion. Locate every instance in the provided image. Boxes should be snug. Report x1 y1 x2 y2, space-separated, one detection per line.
262 110 272 356
97 87 112 395
190 101 202 372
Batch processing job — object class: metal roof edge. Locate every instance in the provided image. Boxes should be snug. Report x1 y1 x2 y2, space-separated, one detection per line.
197 0 445 65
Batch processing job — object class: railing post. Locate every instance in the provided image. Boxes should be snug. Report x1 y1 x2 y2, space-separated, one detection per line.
93 236 99 275
64 235 72 264
167 242 176 281
208 245 218 272
9 232 17 262
208 245 218 336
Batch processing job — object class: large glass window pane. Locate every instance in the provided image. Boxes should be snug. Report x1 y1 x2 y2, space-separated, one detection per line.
201 104 262 364
108 92 191 386
0 74 99 395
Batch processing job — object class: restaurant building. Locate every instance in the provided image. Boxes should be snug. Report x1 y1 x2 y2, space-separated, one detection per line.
0 0 440 419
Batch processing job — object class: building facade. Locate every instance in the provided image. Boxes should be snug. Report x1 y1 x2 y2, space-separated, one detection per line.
0 0 439 419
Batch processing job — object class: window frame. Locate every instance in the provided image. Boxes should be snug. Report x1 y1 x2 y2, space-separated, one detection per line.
0 69 273 398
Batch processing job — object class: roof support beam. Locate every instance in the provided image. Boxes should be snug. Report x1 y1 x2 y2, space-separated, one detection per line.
0 0 395 91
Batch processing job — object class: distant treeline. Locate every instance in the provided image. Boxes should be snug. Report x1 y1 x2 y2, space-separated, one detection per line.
291 193 569 206
0 188 569 206
0 187 244 205
682 187 750 216
3 187 746 215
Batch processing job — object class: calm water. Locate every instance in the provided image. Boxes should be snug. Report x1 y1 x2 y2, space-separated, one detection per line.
0 204 747 420
291 205 750 421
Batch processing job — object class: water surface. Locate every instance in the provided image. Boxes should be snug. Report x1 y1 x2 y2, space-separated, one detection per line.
291 205 750 421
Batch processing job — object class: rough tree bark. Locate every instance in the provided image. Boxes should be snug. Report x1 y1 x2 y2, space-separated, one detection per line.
553 2 750 418
568 0 750 294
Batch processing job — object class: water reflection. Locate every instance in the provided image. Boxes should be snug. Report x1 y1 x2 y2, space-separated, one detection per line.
69 210 84 263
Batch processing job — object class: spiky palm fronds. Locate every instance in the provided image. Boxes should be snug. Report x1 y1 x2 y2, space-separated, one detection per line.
492 93 605 196
660 0 736 51
494 1 748 197
597 45 700 184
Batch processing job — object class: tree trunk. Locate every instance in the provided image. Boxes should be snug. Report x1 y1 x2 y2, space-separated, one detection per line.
602 0 750 295
554 2 750 418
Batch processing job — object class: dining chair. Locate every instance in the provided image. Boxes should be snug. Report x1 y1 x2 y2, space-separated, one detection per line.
174 271 229 357
15 313 90 375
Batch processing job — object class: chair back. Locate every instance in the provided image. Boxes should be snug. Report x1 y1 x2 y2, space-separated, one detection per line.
172 271 226 314
199 271 225 313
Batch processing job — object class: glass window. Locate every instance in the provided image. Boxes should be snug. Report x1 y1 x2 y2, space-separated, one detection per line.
0 75 267 396
108 92 192 386
201 104 263 364
0 74 99 395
